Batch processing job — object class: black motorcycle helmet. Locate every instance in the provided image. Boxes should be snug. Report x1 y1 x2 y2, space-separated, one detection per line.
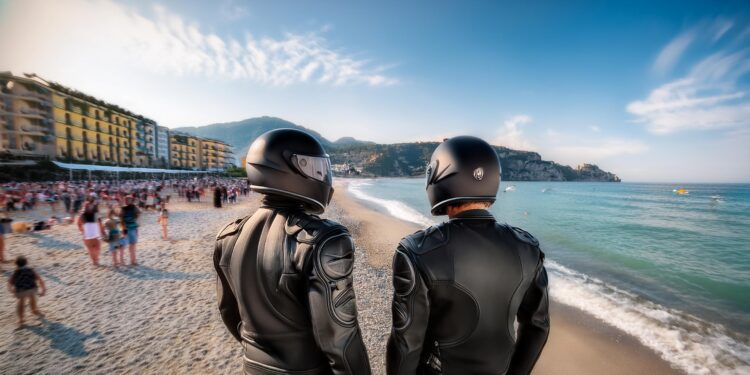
426 136 501 216
246 128 333 214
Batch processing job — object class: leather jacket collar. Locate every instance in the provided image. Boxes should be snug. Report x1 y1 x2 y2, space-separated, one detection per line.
449 209 495 221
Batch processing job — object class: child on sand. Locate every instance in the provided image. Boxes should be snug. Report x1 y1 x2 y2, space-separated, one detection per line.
103 211 124 267
157 207 169 240
7 256 46 327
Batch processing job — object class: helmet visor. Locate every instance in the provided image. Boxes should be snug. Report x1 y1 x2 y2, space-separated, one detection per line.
292 154 332 184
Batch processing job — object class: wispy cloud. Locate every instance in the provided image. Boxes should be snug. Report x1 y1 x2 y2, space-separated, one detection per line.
0 0 397 87
629 20 750 134
627 21 750 134
653 30 696 73
494 115 535 150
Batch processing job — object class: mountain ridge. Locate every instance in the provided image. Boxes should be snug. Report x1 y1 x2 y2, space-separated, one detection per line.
173 116 620 182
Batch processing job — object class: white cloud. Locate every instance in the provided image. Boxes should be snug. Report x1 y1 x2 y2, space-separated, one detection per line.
590 125 601 132
0 0 396 87
629 20 750 134
494 115 535 150
653 30 696 73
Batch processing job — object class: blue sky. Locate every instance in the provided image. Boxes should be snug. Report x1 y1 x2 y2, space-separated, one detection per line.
1 0 749 182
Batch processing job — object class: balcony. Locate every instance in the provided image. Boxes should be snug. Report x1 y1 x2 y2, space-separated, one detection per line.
17 108 49 119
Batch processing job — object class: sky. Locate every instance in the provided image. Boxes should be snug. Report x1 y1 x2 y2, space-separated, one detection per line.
1 0 749 182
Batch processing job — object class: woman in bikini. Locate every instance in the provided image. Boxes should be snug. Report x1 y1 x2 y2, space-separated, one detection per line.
77 197 104 266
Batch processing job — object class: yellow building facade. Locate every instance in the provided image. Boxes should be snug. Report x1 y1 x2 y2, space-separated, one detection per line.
0 73 56 158
3 72 235 171
51 93 138 165
170 133 199 169
199 138 234 170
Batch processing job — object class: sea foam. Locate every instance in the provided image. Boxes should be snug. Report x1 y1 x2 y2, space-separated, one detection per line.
546 260 750 374
347 180 750 374
348 180 436 227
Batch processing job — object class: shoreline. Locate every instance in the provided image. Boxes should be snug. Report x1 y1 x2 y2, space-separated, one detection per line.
0 184 684 374
332 180 682 375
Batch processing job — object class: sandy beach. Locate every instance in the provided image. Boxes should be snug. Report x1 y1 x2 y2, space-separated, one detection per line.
0 183 683 374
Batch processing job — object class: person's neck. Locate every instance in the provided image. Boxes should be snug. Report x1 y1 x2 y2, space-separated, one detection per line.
447 203 489 218
261 195 305 211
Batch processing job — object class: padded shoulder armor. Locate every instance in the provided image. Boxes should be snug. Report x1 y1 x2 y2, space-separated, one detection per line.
399 223 449 255
315 231 358 326
216 216 249 240
508 225 540 247
287 212 357 326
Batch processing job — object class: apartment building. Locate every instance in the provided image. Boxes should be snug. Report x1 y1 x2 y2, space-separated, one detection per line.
199 138 234 171
170 132 200 169
1 72 234 171
0 73 55 158
156 125 170 167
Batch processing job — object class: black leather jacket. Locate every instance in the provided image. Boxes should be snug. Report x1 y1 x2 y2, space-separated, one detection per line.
387 209 549 375
214 202 371 375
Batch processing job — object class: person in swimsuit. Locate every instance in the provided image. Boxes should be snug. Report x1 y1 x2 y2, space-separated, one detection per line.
8 256 46 327
77 199 104 266
157 206 169 240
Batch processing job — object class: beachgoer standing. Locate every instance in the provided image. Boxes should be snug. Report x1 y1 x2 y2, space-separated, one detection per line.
213 185 222 208
77 199 104 266
103 211 124 267
157 207 169 240
7 256 46 327
387 136 549 375
120 196 140 266
0 215 6 264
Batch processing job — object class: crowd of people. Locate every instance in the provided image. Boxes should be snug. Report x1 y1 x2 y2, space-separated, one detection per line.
1 176 250 327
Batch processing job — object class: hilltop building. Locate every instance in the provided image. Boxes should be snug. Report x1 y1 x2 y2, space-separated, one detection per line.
0 72 233 171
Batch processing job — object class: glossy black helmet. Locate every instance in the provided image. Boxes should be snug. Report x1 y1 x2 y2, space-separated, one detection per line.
426 136 500 216
246 129 333 213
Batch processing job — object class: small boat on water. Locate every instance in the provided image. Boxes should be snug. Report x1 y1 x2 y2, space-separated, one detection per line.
673 188 689 195
504 185 516 192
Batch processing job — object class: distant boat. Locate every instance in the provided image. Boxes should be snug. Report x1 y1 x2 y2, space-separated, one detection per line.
673 188 689 195
542 187 552 193
504 185 516 192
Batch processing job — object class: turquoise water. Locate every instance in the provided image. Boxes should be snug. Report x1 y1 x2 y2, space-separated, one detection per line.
347 179 750 374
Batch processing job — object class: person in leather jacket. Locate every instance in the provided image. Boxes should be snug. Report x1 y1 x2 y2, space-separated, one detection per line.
214 129 371 375
387 136 550 375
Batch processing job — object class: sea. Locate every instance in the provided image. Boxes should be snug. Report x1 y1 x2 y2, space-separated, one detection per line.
347 178 750 375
